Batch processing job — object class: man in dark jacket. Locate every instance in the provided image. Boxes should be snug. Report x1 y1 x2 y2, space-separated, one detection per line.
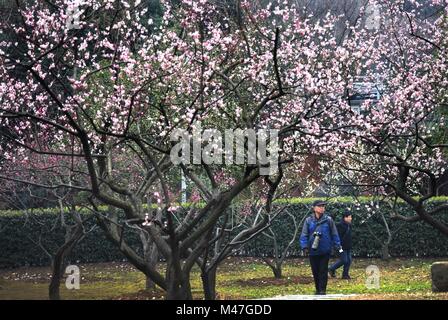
329 212 353 279
300 200 342 295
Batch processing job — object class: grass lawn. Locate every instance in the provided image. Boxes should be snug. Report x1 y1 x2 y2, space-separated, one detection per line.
0 257 447 300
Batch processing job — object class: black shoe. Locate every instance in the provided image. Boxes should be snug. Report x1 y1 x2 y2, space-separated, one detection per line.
342 275 351 280
317 291 326 295
329 269 336 278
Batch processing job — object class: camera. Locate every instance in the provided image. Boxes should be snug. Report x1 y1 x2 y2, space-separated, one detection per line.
311 231 322 250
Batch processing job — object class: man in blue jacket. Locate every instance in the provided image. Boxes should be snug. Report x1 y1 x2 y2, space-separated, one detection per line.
329 212 353 279
300 200 342 295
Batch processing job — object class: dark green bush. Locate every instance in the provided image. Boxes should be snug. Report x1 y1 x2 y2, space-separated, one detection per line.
0 197 447 268
241 198 448 258
0 211 141 268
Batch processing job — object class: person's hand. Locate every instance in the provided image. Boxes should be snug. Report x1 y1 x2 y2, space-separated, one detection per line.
302 248 309 257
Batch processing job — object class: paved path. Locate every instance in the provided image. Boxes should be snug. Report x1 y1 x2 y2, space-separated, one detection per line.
261 294 357 300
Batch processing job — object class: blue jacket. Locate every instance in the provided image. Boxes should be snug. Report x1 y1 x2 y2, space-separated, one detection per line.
300 214 341 256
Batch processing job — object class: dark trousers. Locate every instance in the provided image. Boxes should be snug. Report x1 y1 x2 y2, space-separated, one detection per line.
309 254 330 293
329 249 352 277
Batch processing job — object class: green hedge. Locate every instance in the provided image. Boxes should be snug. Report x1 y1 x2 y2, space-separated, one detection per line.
0 211 141 268
0 198 447 268
241 199 448 258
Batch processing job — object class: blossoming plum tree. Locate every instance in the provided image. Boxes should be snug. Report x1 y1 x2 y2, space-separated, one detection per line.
1 0 446 299
328 0 448 236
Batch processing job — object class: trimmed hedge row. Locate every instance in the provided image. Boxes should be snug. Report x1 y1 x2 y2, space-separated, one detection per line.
0 198 447 268
0 212 138 268
241 200 448 258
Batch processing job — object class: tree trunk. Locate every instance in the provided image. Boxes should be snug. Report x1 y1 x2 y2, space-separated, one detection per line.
49 224 83 300
165 261 192 300
145 242 159 290
381 244 391 260
146 275 155 290
271 264 282 279
380 213 392 261
262 257 283 279
166 273 192 300
49 258 62 300
201 265 218 300
142 238 159 290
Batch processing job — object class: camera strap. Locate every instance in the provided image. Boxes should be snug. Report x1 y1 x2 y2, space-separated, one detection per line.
312 217 329 235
